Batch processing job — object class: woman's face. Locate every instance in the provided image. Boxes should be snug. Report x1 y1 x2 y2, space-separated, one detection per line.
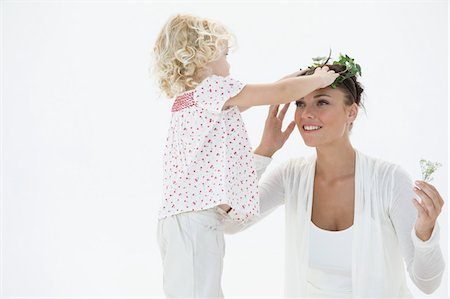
294 87 358 148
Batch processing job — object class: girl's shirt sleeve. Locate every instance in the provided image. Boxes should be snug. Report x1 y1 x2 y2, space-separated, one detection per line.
195 75 244 113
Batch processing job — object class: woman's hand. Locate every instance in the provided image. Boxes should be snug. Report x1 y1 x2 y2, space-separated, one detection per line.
254 104 296 158
412 180 445 241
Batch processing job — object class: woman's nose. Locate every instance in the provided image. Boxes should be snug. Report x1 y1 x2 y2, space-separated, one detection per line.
301 107 315 119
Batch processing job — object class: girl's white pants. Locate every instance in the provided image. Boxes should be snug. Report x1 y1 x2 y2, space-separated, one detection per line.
157 207 228 299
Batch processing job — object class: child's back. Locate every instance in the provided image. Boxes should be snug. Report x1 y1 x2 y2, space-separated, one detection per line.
161 75 259 222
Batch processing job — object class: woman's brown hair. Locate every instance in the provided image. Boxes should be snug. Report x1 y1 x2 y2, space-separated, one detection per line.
300 64 364 108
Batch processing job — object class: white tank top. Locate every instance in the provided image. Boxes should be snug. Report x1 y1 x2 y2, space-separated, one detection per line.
307 221 353 297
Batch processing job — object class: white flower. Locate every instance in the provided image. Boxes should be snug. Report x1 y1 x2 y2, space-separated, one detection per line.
419 159 442 182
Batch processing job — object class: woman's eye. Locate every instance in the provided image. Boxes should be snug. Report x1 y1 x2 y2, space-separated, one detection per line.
295 101 305 108
317 100 329 106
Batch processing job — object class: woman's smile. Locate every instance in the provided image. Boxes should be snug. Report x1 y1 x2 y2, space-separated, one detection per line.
302 125 323 132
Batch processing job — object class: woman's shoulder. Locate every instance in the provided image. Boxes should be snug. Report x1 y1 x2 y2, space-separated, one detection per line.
356 150 411 182
274 155 315 178
358 150 394 168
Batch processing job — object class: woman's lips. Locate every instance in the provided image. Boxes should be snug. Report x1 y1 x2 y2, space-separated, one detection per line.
302 125 322 132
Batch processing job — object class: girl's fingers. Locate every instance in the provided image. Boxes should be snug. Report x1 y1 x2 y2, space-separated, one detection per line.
278 103 290 121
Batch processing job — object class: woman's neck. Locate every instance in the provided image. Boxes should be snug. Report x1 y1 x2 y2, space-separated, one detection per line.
315 140 356 181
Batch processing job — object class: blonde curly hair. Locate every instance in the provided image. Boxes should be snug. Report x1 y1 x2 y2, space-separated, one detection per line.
152 14 235 98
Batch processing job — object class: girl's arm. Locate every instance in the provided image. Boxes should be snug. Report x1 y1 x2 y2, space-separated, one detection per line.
223 66 337 110
238 106 250 112
237 70 309 113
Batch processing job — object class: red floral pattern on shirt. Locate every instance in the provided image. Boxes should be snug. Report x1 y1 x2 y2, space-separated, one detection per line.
159 75 260 222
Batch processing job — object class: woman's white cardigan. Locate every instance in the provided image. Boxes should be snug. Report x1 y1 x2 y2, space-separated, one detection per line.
225 150 445 298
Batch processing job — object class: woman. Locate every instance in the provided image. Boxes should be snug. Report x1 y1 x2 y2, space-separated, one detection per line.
225 61 445 298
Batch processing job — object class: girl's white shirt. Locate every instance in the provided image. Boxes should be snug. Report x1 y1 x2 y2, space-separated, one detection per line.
159 75 259 222
225 150 445 298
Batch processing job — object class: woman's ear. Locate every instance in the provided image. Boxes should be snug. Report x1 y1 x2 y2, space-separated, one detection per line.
348 103 358 123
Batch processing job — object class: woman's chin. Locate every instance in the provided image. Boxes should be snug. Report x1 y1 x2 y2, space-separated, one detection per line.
302 139 319 147
305 142 318 148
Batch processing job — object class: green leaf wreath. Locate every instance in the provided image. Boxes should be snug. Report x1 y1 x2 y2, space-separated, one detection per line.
308 50 362 88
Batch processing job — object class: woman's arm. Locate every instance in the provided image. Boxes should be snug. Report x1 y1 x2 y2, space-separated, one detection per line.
224 104 297 234
223 153 286 234
389 166 445 294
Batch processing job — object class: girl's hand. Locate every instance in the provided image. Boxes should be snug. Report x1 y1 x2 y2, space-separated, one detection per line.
312 66 339 88
278 69 309 81
254 104 296 157
412 180 445 241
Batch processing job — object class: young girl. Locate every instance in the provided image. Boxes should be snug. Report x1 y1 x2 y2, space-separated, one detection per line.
152 14 338 298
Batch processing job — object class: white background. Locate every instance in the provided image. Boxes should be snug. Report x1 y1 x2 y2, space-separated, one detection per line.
1 0 448 298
